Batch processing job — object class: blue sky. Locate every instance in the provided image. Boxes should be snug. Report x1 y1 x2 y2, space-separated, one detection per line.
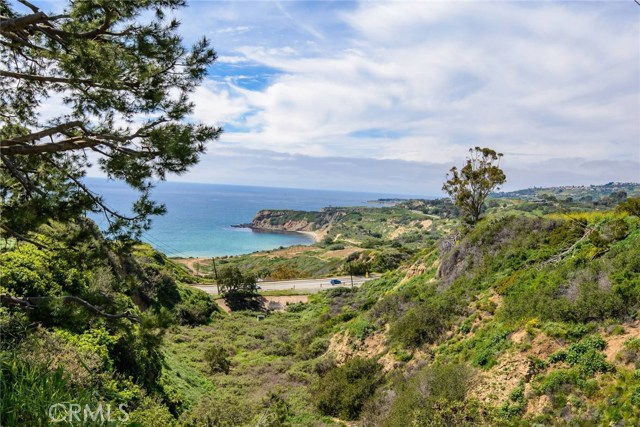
28 1 640 194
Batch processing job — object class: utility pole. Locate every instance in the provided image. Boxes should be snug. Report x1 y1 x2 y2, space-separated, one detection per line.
212 257 219 294
212 257 218 279
349 262 354 288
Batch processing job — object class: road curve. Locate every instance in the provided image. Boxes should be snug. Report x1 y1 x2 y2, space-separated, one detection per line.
193 275 378 295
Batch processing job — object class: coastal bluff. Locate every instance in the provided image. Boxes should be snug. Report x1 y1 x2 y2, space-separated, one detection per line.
233 208 347 241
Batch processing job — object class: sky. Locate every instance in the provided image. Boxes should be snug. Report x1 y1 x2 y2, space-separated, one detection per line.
29 1 640 195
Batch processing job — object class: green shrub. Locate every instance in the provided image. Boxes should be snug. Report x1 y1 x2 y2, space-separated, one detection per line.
383 363 477 427
264 341 294 357
0 244 89 297
616 196 640 216
348 317 375 341
57 326 117 370
302 337 329 359
345 260 370 276
284 302 306 313
374 250 409 272
535 369 579 395
324 287 357 298
313 357 381 420
392 348 412 362
590 219 629 248
0 356 100 427
499 383 526 418
204 346 231 374
617 338 640 367
0 309 31 349
111 313 169 390
269 265 303 281
253 392 290 427
173 286 217 325
390 297 456 349
178 395 253 427
560 335 612 376
599 369 640 425
448 323 512 369
127 396 176 427
411 399 487 427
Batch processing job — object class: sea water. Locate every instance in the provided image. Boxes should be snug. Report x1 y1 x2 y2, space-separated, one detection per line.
86 178 425 257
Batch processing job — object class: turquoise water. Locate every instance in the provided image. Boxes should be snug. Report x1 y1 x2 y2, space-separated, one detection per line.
87 178 426 257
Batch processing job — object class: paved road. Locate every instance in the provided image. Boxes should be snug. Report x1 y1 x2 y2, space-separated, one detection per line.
193 275 378 295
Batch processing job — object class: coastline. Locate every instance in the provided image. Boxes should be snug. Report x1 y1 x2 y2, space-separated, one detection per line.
296 230 320 243
230 223 320 243
172 228 319 272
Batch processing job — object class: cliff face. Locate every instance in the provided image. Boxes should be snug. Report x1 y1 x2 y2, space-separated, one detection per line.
250 208 345 234
251 210 315 232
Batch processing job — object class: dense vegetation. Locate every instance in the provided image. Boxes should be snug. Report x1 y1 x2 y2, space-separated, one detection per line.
161 194 640 426
0 219 218 426
2 187 639 426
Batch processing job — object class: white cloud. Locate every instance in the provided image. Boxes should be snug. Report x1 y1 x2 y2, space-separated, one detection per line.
190 81 252 127
209 0 636 177
30 0 638 191
216 25 251 35
217 55 249 64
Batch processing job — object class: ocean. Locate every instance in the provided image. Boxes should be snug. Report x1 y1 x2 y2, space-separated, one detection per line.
86 178 426 257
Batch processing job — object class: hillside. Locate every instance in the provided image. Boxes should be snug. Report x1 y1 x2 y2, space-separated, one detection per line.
2 191 639 427
493 182 640 202
0 220 220 426
162 204 640 426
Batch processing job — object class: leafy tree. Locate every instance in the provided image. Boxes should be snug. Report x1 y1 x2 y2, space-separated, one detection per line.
442 147 506 225
217 266 257 296
216 266 263 310
0 0 221 239
617 196 640 217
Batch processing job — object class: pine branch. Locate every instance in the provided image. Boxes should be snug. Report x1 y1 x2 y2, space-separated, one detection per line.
0 136 98 155
0 70 97 86
0 152 46 195
0 293 140 323
0 120 84 147
0 11 48 32
0 225 48 249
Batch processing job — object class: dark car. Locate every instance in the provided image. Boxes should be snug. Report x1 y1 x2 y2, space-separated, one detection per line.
329 279 342 285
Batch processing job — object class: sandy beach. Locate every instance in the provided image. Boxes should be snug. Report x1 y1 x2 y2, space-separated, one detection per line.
297 230 321 242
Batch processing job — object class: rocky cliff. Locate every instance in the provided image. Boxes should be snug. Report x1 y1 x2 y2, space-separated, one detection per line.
244 208 346 238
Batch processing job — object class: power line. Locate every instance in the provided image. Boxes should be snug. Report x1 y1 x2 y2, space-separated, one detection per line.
140 231 192 258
